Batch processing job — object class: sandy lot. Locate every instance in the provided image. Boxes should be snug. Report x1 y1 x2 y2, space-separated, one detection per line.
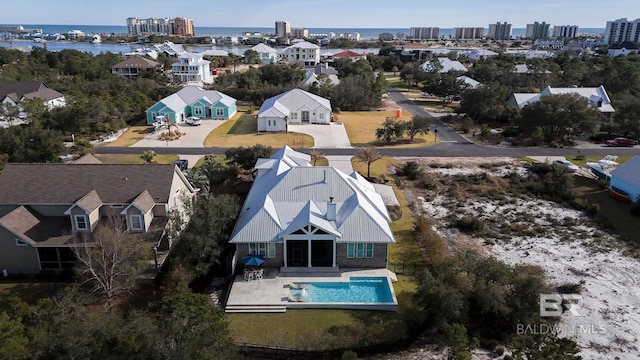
396 157 640 360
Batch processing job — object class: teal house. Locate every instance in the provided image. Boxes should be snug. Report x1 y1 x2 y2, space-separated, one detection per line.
145 85 237 124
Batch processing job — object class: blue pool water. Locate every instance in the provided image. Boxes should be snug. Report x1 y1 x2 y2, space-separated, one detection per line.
290 277 394 303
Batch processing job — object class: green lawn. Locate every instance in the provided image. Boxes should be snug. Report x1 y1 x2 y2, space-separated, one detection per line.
204 112 314 148
0 282 65 310
95 154 178 164
104 125 154 147
339 111 438 148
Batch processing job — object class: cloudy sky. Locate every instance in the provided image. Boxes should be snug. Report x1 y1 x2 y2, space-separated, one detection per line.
0 0 637 28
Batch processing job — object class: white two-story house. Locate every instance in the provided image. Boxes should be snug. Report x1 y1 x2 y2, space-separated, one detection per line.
282 41 320 66
171 53 212 83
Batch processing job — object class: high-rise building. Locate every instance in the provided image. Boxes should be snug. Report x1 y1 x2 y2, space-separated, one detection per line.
410 27 440 40
291 28 309 38
552 25 578 38
487 22 512 40
525 22 550 40
126 17 195 36
275 20 291 38
453 27 484 40
604 18 640 44
173 17 194 37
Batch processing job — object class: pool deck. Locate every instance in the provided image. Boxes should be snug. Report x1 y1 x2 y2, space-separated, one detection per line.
225 268 398 313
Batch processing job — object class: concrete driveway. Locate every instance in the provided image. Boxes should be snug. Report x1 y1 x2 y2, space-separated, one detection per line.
288 123 352 148
131 120 227 148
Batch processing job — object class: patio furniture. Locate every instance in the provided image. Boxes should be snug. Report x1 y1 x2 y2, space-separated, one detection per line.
244 269 254 281
254 269 263 280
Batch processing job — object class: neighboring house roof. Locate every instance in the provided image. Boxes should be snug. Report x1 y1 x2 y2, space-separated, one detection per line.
258 88 331 118
511 85 615 113
0 163 195 205
608 41 639 50
332 50 366 58
302 71 340 86
514 64 552 74
148 85 236 113
420 57 468 73
610 156 640 190
153 41 186 56
229 146 394 244
69 154 103 164
457 75 481 89
0 81 63 102
307 63 338 75
112 55 161 70
250 43 277 53
287 41 320 50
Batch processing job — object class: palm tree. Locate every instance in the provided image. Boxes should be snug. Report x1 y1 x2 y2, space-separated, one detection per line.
185 168 210 195
140 150 157 163
310 150 326 166
354 147 382 178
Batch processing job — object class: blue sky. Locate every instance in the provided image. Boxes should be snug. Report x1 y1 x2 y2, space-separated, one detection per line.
1 0 638 28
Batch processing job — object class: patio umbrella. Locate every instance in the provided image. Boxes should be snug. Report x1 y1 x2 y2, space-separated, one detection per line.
241 254 266 267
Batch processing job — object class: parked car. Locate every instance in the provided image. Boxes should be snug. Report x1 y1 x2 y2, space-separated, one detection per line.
185 116 202 126
552 159 579 173
174 159 189 171
606 137 638 147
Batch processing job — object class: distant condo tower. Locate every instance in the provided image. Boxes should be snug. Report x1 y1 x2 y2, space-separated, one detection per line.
453 27 484 40
126 17 194 37
487 22 512 40
525 21 550 40
410 27 439 40
552 25 578 38
604 18 640 44
275 20 291 38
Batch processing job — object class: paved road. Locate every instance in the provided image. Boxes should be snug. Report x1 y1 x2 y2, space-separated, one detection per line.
388 90 468 143
95 89 640 158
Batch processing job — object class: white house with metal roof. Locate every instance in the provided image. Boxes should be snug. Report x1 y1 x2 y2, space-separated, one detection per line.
257 88 331 132
145 85 237 124
249 43 278 64
229 146 395 270
420 57 468 73
171 53 212 83
281 41 320 66
508 85 615 117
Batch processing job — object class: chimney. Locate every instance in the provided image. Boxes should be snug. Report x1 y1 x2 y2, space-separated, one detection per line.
327 197 336 221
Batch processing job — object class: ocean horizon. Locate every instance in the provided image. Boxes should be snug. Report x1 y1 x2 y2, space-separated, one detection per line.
8 24 606 39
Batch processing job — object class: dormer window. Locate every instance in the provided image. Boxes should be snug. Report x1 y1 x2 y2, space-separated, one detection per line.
130 214 143 231
74 215 88 231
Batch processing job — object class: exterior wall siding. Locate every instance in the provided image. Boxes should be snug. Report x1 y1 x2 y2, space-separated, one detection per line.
0 227 40 275
336 243 388 268
235 243 284 269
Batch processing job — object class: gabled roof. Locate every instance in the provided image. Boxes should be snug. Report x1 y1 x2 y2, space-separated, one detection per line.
70 154 103 164
121 190 156 214
420 57 468 73
258 88 331 118
21 88 65 102
74 189 103 213
287 41 320 50
332 50 366 58
250 43 277 53
512 85 615 113
0 206 73 247
112 55 161 69
148 85 236 113
457 75 480 89
230 147 394 244
0 81 47 100
199 49 229 57
0 163 195 205
610 156 640 190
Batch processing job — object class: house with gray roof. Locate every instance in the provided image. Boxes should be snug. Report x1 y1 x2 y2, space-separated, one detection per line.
257 88 331 132
508 85 615 120
608 41 640 57
0 81 66 117
249 43 278 64
229 146 395 270
0 162 197 275
145 85 237 124
420 57 468 73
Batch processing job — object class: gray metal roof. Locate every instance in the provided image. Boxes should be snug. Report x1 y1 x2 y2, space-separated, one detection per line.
230 147 394 244
258 88 331 118
611 156 640 190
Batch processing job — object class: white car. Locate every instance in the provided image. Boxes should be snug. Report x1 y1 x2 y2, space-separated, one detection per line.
185 116 201 126
553 159 579 173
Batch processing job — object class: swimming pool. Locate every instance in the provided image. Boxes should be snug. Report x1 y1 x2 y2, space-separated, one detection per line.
289 276 395 304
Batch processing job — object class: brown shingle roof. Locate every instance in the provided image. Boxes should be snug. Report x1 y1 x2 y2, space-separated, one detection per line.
130 190 156 213
70 154 103 164
0 163 179 205
0 206 73 246
75 189 103 212
112 56 161 70
0 81 46 99
22 88 65 102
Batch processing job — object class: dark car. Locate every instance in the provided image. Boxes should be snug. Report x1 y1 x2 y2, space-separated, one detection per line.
174 159 189 171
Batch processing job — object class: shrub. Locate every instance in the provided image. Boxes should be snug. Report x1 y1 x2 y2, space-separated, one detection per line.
453 216 484 234
397 161 424 180
585 203 600 215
